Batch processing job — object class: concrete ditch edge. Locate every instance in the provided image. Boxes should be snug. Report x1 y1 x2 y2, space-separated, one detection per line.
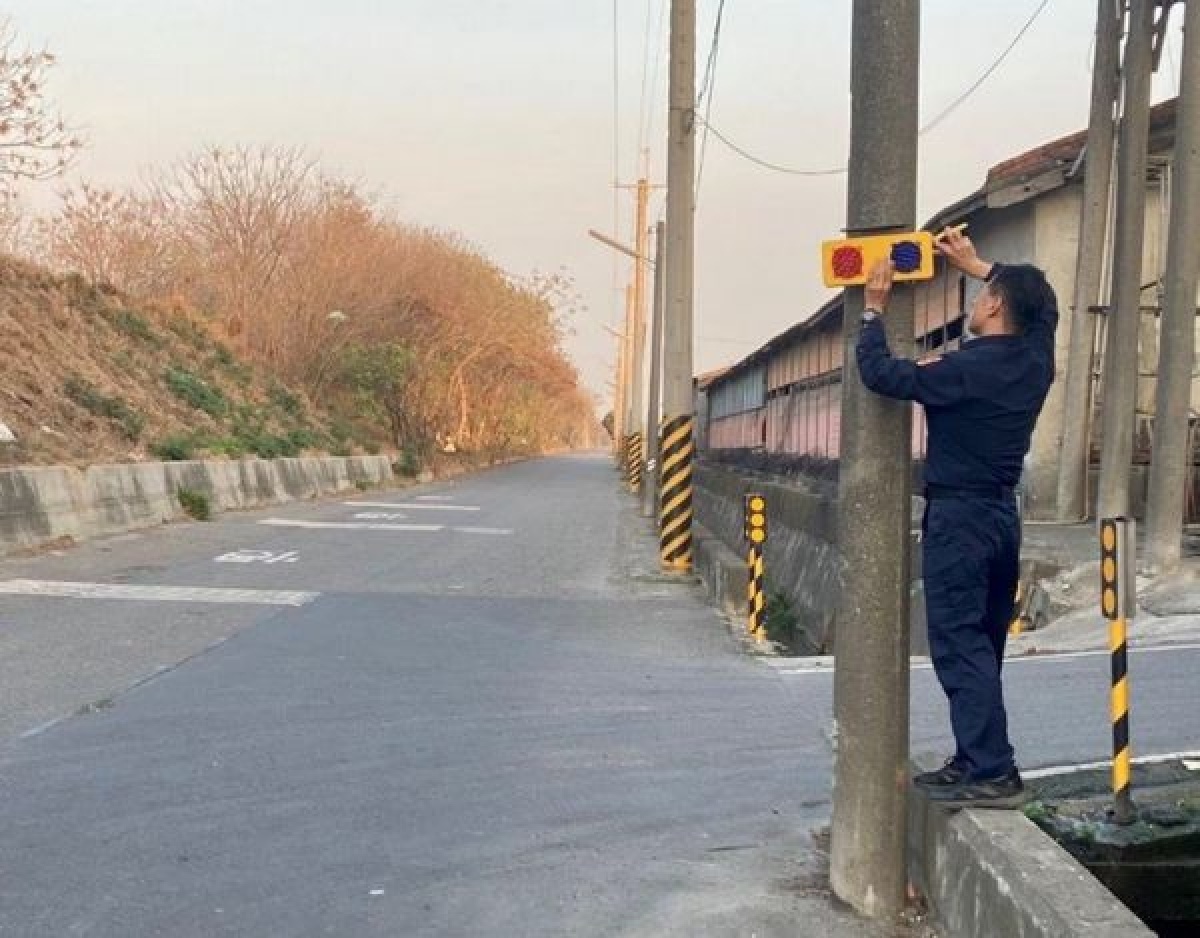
908 754 1153 938
693 520 749 621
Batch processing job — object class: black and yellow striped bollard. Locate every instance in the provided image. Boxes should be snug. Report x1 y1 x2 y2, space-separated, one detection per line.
627 431 643 494
745 494 767 641
1100 516 1137 825
659 415 695 572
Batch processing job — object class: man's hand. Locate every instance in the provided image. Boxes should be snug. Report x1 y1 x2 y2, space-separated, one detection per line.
864 258 894 312
934 226 992 280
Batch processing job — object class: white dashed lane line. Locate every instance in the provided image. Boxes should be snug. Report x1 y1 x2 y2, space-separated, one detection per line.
0 580 319 606
343 502 481 512
258 519 513 535
261 519 444 532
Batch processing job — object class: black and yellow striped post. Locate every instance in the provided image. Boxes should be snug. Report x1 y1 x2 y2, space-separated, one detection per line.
659 415 695 572
1100 517 1137 825
627 431 644 494
745 494 767 640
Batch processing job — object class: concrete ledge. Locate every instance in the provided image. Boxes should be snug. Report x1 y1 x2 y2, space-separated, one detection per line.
908 755 1153 938
693 521 749 621
0 455 395 556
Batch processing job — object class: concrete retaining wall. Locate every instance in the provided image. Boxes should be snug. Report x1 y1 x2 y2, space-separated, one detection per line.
694 461 932 654
0 455 395 555
695 463 843 653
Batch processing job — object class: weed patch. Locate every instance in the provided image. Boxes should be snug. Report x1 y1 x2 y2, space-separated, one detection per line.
176 488 212 521
165 367 228 417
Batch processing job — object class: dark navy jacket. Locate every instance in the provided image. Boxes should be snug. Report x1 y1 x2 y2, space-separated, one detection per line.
855 271 1058 492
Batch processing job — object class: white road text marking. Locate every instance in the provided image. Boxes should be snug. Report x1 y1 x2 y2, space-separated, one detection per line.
215 549 300 564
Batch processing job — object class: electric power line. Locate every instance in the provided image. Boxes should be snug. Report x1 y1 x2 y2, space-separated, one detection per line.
697 0 1052 178
695 0 728 202
695 114 847 176
642 0 669 153
635 0 658 162
919 0 1051 136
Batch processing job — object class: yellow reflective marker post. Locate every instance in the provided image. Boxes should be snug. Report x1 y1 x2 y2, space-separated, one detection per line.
1100 517 1137 825
627 432 643 494
744 494 768 641
659 415 695 572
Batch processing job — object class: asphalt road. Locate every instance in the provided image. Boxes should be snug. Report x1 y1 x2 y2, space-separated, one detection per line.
0 455 901 938
4 454 1194 936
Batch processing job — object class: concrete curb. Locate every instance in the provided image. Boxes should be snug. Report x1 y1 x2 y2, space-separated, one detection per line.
0 455 395 556
908 754 1153 938
693 521 749 621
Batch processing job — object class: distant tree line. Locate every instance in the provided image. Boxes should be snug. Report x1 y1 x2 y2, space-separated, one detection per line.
0 20 596 460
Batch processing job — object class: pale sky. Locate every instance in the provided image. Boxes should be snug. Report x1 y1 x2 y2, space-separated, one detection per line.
5 1 1187 405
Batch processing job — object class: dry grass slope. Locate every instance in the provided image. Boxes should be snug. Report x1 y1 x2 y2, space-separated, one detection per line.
0 255 357 467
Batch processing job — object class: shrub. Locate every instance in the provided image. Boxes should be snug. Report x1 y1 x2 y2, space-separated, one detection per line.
286 427 317 452
211 343 235 367
164 367 228 417
764 591 801 649
176 488 212 521
165 316 210 349
394 444 422 477
63 376 146 441
150 435 196 461
269 382 305 419
107 309 160 345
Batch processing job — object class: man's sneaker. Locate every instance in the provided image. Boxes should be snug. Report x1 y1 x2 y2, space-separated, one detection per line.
924 769 1028 809
913 758 965 789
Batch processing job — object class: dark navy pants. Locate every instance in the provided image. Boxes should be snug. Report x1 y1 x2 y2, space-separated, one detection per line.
922 494 1020 780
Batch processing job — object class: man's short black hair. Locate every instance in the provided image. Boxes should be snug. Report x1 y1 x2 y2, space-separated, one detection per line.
989 264 1056 335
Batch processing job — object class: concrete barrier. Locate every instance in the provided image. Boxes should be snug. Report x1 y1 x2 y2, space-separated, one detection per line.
908 753 1153 938
0 455 395 556
695 463 841 652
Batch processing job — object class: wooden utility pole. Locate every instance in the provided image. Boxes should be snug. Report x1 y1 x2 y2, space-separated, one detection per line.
659 0 696 572
1056 0 1123 520
1097 0 1158 519
829 0 919 921
1146 1 1200 571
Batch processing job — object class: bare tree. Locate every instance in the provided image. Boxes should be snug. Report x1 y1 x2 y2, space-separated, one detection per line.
0 20 81 185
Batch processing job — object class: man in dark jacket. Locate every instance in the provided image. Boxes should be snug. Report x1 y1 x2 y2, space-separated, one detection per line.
856 227 1058 807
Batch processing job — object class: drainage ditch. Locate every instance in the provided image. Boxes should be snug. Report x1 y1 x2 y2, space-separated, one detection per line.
1028 761 1200 936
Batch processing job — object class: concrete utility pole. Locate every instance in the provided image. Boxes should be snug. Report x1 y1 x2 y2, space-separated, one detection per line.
622 284 637 446
611 320 628 460
628 180 651 479
1146 3 1200 571
829 0 919 922
1097 0 1158 520
659 0 696 572
1056 0 1123 520
644 220 667 519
